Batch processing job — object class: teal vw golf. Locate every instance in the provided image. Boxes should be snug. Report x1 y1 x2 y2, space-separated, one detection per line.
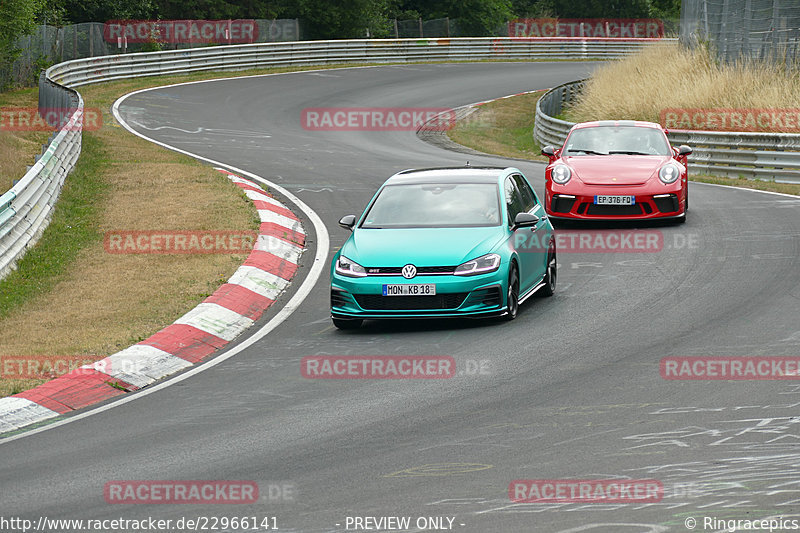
330 167 557 329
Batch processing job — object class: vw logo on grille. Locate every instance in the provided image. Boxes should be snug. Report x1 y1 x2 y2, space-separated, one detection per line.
401 264 417 279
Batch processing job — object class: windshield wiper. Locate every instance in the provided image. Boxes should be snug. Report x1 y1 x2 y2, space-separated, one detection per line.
608 150 651 155
569 149 607 155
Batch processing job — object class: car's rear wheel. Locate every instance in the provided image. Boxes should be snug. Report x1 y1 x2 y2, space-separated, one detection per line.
332 317 363 330
540 246 557 297
504 263 519 321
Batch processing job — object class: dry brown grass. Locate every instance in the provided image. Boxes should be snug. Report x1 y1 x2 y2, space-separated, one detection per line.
448 91 547 161
569 42 800 128
0 79 259 397
0 88 50 193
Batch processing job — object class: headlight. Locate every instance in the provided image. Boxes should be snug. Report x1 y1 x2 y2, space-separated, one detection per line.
454 253 501 276
551 165 571 184
659 163 681 184
335 256 367 277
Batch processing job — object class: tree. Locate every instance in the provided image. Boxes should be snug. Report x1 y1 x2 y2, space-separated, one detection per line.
649 0 681 19
441 0 513 36
285 0 391 39
396 0 512 36
158 0 282 20
0 0 45 89
61 0 157 24
511 0 555 17
549 0 652 18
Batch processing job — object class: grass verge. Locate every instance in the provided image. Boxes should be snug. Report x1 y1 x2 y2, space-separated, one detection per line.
689 175 800 196
0 74 263 397
447 91 548 162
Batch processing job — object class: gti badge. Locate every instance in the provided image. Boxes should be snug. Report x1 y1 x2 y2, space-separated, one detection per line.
402 264 417 279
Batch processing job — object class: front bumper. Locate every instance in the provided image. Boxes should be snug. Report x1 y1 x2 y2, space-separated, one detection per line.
546 185 685 220
331 271 507 320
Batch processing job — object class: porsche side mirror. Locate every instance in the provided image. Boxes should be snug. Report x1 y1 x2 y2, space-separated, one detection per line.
338 214 356 231
678 145 693 156
541 145 556 158
514 212 540 229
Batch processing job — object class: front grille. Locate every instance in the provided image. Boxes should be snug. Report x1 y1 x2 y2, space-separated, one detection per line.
366 265 455 276
653 195 679 213
585 204 643 216
551 196 576 213
354 293 468 310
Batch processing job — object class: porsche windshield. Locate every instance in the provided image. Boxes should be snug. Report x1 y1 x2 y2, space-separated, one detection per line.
563 126 671 156
360 182 501 228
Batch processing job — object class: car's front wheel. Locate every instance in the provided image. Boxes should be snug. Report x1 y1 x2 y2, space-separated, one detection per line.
504 263 520 321
332 317 363 330
674 184 688 224
540 246 557 297
683 184 689 210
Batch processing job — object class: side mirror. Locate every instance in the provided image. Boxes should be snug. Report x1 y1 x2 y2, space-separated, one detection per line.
541 145 556 158
513 212 540 229
678 145 692 156
338 214 356 231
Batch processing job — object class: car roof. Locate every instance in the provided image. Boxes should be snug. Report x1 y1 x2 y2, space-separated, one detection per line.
387 167 514 185
571 120 664 131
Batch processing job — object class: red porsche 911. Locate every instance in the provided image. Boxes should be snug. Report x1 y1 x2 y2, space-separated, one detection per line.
541 121 692 223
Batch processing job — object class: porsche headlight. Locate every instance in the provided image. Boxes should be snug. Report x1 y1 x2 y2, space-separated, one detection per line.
335 256 367 277
659 163 681 184
551 165 572 185
454 253 501 276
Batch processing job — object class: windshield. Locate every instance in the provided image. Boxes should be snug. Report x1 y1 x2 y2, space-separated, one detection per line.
360 182 501 228
563 126 671 156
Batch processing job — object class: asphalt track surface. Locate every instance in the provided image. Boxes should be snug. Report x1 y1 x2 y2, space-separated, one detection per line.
3 62 800 533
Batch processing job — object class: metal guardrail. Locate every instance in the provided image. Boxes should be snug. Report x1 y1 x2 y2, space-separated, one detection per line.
47 37 664 87
534 79 800 183
0 37 666 281
533 79 586 149
0 73 82 280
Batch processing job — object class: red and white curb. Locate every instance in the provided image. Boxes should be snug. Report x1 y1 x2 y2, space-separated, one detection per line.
0 169 305 434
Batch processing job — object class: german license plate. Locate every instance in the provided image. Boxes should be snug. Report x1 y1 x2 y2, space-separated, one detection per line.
382 284 436 296
595 195 634 205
